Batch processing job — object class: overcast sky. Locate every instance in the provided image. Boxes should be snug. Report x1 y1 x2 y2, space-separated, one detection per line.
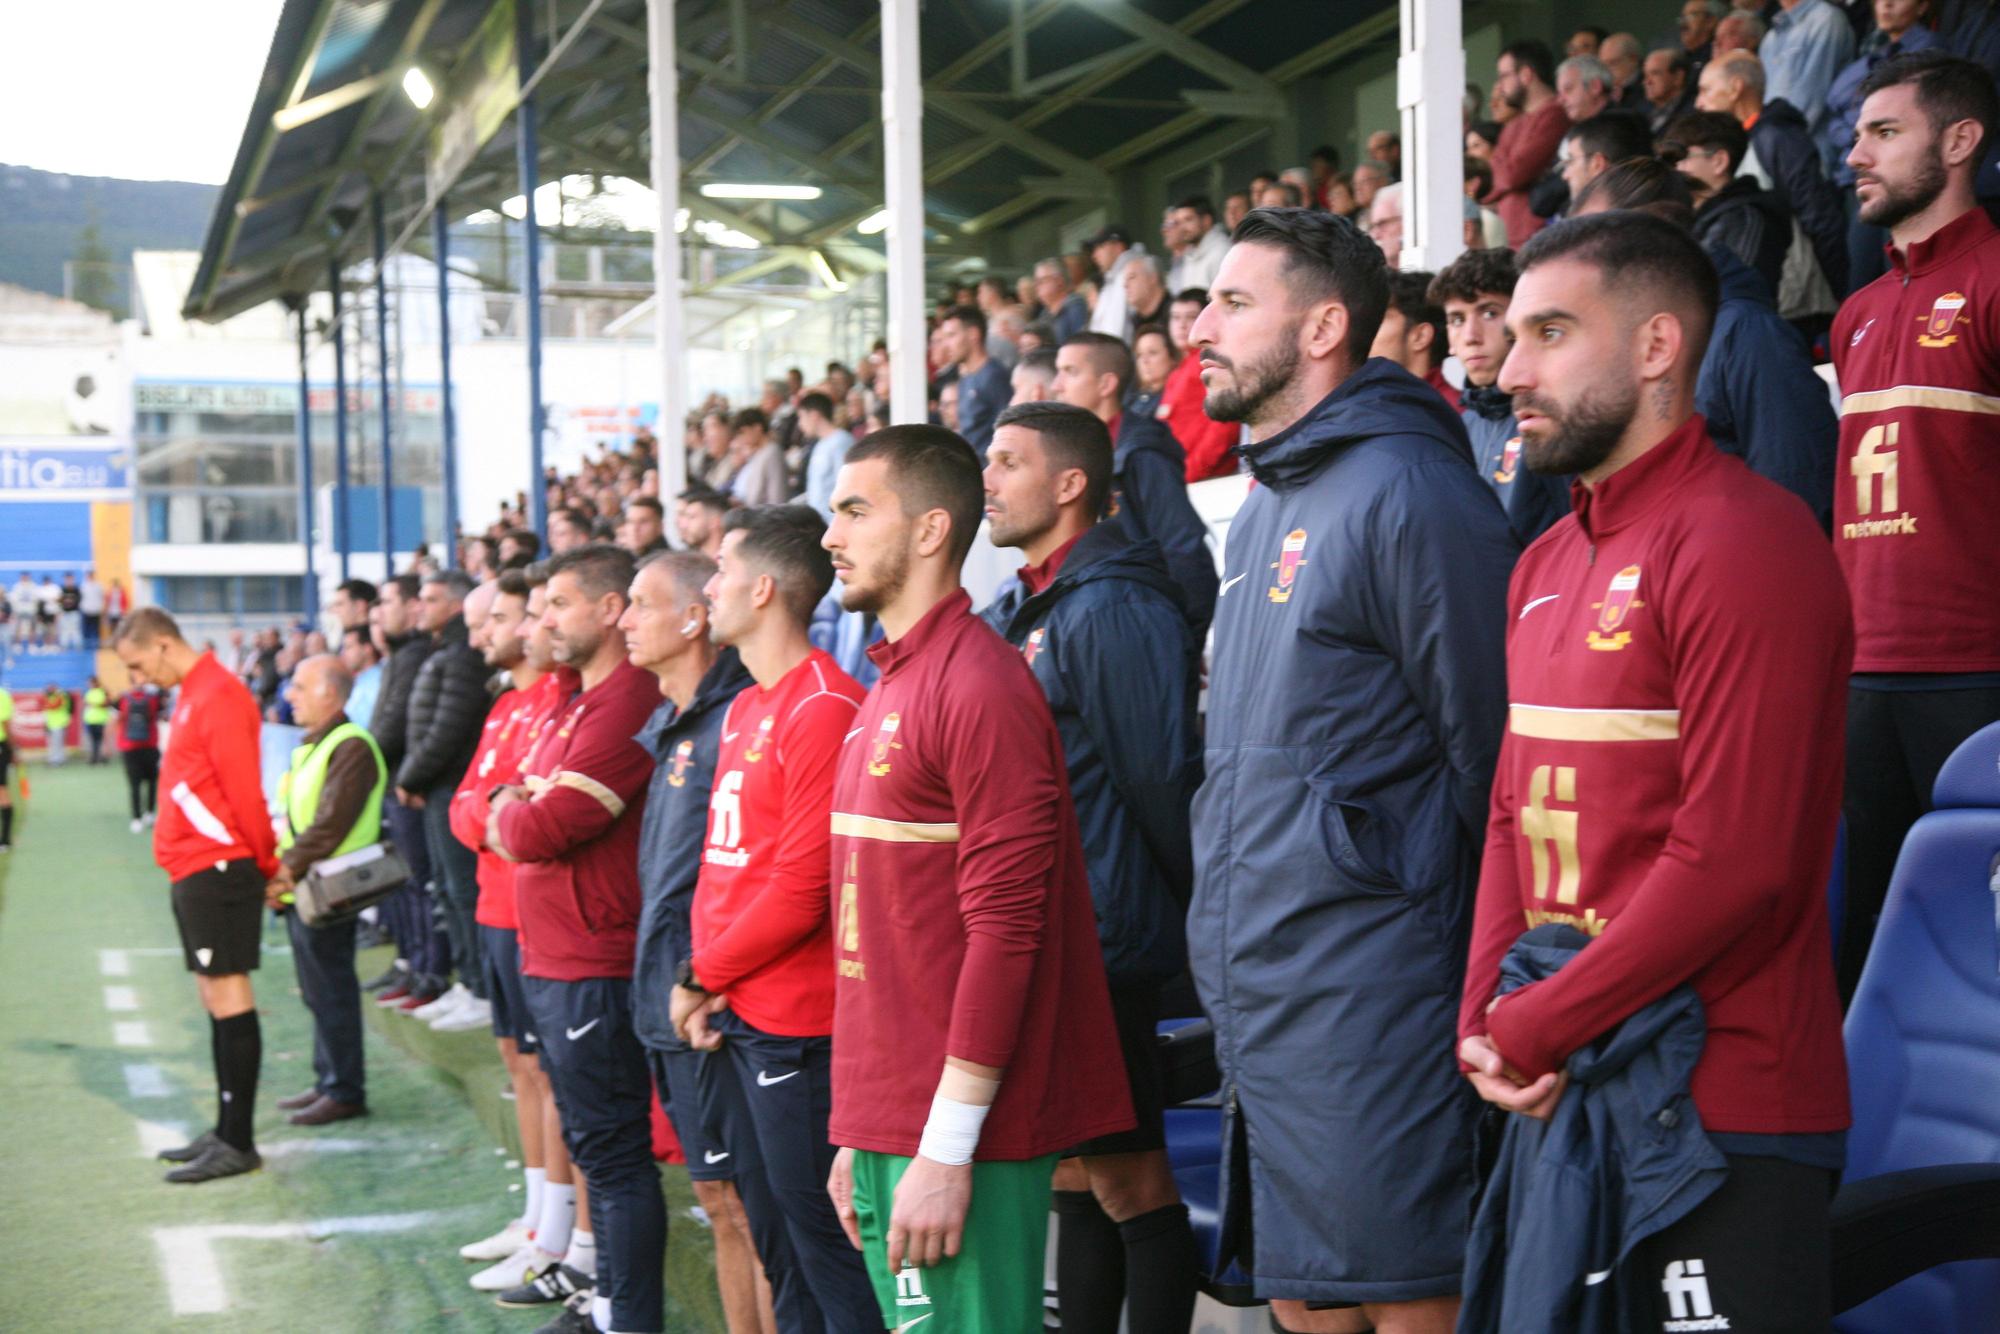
0 1 284 183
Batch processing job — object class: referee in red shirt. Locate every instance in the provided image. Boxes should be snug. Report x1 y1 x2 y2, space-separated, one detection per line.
1460 212 1852 1327
115 608 280 1183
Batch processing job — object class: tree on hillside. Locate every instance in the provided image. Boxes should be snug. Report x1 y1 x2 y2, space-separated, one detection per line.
68 213 123 317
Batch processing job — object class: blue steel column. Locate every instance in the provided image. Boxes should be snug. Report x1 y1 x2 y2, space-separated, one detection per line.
434 201 460 569
296 303 317 615
372 194 396 571
516 0 547 541
329 260 352 581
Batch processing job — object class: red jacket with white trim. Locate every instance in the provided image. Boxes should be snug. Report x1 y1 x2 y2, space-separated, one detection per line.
154 652 280 881
1831 206 2000 672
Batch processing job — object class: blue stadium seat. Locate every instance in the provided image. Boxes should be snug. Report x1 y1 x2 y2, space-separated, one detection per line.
1157 1021 1257 1305
1835 720 2000 1330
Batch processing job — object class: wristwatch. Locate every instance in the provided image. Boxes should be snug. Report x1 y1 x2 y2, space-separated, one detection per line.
676 957 707 994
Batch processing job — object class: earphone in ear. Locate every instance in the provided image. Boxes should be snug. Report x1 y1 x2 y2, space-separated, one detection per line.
680 617 701 636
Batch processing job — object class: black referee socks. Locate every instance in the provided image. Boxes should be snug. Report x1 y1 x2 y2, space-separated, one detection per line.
211 1011 261 1152
1117 1202 1200 1334
1054 1190 1125 1333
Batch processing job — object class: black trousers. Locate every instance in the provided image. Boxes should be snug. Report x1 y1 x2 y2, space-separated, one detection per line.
383 799 447 981
421 785 483 997
284 907 365 1105
121 747 159 819
1840 683 2000 1001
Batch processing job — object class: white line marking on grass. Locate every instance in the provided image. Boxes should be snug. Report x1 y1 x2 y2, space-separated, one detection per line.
99 949 131 976
104 985 139 1012
136 1119 191 1157
123 1063 172 1098
152 1211 456 1314
113 1021 153 1048
260 1138 384 1158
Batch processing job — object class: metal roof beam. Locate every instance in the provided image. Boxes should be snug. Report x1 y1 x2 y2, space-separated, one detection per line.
1085 0 1280 97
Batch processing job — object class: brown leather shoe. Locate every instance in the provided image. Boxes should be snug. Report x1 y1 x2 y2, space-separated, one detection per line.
275 1089 322 1111
288 1096 368 1126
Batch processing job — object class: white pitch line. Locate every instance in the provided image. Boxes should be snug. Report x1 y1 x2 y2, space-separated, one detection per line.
113 1021 153 1048
136 1119 191 1158
123 1063 172 1098
99 949 131 976
152 1211 456 1314
103 985 139 1012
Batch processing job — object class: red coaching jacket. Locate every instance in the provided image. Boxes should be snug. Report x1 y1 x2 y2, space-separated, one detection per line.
155 652 279 881
1460 417 1852 1136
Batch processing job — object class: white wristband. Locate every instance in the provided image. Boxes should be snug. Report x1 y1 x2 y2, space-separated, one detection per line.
916 1091 991 1166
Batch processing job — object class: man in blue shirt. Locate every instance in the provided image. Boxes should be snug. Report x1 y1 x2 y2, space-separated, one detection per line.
940 304 1011 459
797 392 855 517
1762 0 1856 153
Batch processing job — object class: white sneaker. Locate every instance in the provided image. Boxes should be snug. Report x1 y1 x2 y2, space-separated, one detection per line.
130 818 144 833
432 996 493 1032
411 983 470 1022
460 1218 534 1263
469 1242 553 1291
143 811 155 827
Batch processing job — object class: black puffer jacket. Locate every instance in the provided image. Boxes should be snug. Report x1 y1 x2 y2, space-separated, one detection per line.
396 615 492 792
1693 176 1793 297
370 630 436 773
1748 98 1849 295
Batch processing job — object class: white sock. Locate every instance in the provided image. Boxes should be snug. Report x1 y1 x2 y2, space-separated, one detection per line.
592 1295 612 1331
522 1167 546 1228
536 1181 576 1257
564 1228 596 1277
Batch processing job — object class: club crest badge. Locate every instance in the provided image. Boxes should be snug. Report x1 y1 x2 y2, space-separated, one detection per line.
1494 436 1523 485
1918 292 1968 348
1268 529 1308 603
866 712 903 778
666 738 697 787
1023 627 1048 666
1586 564 1644 651
743 714 776 763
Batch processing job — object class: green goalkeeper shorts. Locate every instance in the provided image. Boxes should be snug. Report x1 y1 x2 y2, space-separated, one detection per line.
850 1149 1058 1333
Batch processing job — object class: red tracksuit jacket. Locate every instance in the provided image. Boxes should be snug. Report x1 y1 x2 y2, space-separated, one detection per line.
1460 417 1852 1136
155 653 279 881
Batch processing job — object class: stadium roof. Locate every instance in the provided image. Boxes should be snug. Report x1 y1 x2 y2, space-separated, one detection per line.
186 0 1405 323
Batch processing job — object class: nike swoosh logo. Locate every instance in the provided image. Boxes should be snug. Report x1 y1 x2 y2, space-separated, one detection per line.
899 1316 934 1330
1518 594 1561 619
721 730 740 742
564 1018 601 1041
1219 572 1247 596
756 1069 800 1087
703 1150 731 1164
844 726 865 742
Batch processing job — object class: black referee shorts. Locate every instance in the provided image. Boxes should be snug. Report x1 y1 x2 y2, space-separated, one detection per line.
1070 985 1167 1157
0 740 12 785
170 859 266 975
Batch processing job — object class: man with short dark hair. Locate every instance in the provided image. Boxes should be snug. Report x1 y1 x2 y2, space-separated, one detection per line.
1085 226 1143 340
370 575 450 1010
1559 110 1654 206
1371 269 1458 411
981 402 1203 1334
500 527 543 568
1464 210 1851 1330
939 305 1010 459
819 425 1134 1331
1166 196 1228 291
675 487 729 559
1054 332 1218 634
548 508 592 555
328 577 378 631
668 506 878 1328
1486 40 1572 245
1187 209 1514 1331
116 608 281 1183
621 497 667 557
1669 109 1795 294
729 408 789 508
1833 51 2000 998
489 543 664 1334
798 391 855 516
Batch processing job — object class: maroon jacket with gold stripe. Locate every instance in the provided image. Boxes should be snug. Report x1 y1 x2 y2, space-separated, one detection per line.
1460 416 1852 1136
1831 206 2000 673
827 590 1133 1160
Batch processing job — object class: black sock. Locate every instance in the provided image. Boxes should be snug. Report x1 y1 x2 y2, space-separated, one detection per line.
1118 1202 1201 1334
1055 1189 1126 1334
1 806 11 843
212 1011 261 1151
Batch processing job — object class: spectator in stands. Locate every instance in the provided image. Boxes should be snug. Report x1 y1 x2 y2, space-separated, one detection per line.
1371 269 1459 411
1715 9 1765 55
1367 182 1405 266
1762 0 1857 150
369 575 449 1011
1123 254 1170 337
1602 32 1647 108
1826 0 1943 289
1308 145 1342 206
798 391 854 517
396 571 492 1031
1130 325 1174 418
1464 156 1509 247
727 408 789 508
940 304 1010 460
1430 248 1569 549
1011 345 1059 405
1054 332 1217 634
1701 51 1851 296
1222 190 1252 231
1833 51 2000 998
1166 197 1229 290
1681 0 1727 70
938 380 961 433
1669 110 1796 293
1646 47 1699 133
1571 155 1838 529
1087 226 1145 341
1034 258 1090 344
1486 39 1572 245
327 577 377 632
1465 120 1502 160
498 528 541 568
675 487 729 559
1351 160 1391 216
464 533 498 579
1186 208 1512 1334
619 497 668 557
80 570 104 649
269 654 385 1128
116 681 163 832
548 507 592 556
1159 288 1239 483
1567 25 1607 57
1369 130 1403 179
1560 110 1658 208
1557 53 1616 124
691 410 735 492
988 305 1026 369
338 625 383 746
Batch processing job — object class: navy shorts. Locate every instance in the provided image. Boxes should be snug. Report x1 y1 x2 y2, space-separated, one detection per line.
646 1044 741 1182
480 924 536 1051
1070 985 1166 1157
